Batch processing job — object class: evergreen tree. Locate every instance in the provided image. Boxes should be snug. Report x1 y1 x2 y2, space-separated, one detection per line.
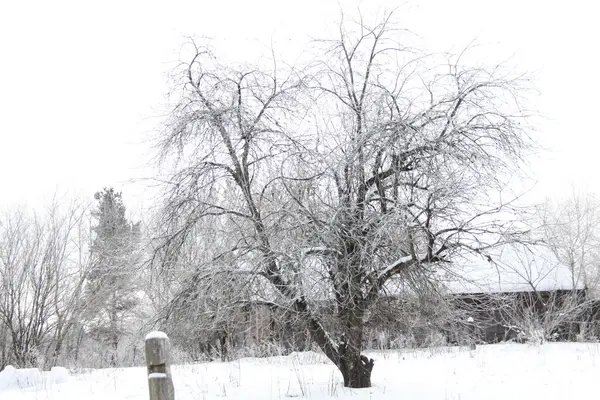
86 188 141 366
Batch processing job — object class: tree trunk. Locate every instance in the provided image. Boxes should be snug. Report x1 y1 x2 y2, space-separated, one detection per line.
296 297 375 388
74 325 85 362
51 335 64 367
337 311 374 388
339 349 374 388
219 334 227 361
109 303 119 367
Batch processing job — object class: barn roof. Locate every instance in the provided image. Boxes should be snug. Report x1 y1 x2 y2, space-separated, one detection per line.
441 243 583 294
246 243 583 305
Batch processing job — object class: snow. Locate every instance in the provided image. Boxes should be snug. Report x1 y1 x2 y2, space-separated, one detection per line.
380 243 582 296
0 366 16 391
0 366 43 390
445 243 581 294
378 255 418 279
0 365 71 391
148 372 168 379
51 366 71 384
3 343 600 399
145 331 169 340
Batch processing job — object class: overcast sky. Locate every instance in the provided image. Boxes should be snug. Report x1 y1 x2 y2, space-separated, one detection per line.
1 0 597 213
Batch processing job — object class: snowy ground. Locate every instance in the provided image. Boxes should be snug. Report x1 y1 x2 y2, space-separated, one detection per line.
2 342 600 400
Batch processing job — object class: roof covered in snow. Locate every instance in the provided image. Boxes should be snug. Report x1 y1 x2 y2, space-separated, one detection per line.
248 243 583 304
441 243 583 294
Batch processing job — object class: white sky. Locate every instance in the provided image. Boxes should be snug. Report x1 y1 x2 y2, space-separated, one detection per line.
1 0 598 213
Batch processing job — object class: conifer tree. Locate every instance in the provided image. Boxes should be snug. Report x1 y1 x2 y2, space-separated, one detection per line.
86 188 141 366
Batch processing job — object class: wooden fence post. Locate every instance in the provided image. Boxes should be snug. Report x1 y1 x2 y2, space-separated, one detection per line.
145 331 175 400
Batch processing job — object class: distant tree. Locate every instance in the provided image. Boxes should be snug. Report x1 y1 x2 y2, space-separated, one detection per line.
0 198 90 368
489 243 590 343
154 11 535 387
540 190 600 296
85 188 141 366
0 208 54 367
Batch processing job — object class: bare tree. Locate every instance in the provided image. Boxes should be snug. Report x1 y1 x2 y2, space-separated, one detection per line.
540 190 600 296
153 11 534 387
44 199 92 367
0 207 59 366
483 243 588 343
0 198 90 367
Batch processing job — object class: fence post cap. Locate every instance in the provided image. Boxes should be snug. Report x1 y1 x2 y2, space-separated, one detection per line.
145 331 169 341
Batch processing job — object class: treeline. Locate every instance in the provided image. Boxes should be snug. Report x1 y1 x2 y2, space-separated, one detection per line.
1 188 600 370
0 189 149 369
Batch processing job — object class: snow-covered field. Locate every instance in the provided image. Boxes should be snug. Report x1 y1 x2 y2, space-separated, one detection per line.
2 343 600 400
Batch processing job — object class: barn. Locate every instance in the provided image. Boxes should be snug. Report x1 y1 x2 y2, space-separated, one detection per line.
365 243 595 347
178 243 598 360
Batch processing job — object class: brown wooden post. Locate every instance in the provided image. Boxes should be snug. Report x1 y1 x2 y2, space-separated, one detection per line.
145 331 175 400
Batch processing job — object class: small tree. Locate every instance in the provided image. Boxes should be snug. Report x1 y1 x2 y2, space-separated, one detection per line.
153 11 534 387
85 188 141 366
